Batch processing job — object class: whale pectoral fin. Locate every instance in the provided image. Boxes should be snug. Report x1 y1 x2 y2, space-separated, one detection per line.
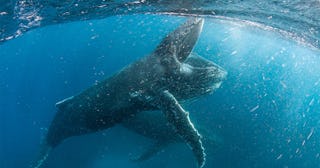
131 141 170 162
157 90 206 168
154 18 204 63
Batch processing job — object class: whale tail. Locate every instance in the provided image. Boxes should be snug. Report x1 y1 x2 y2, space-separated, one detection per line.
131 141 171 162
30 143 52 168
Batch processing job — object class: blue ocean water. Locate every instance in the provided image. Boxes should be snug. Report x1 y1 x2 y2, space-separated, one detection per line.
1 13 320 168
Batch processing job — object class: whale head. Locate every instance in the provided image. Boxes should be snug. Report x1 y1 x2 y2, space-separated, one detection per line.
154 18 227 100
174 53 227 99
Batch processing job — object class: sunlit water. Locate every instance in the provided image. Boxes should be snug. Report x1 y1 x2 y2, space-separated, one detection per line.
1 0 320 48
1 1 320 168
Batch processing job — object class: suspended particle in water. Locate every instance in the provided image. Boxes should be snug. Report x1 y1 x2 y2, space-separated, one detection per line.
276 154 283 160
250 105 259 112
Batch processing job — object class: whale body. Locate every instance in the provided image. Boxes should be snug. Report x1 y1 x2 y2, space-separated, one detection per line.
34 18 227 168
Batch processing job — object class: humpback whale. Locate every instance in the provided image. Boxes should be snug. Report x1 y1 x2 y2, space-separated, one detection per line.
121 53 225 162
34 18 227 168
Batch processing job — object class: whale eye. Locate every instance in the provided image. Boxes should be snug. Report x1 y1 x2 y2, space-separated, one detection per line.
161 57 171 67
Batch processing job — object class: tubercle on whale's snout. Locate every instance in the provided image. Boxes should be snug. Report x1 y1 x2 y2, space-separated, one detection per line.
217 68 227 81
208 65 227 81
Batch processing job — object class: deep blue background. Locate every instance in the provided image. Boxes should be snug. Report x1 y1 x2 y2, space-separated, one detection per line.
1 14 320 168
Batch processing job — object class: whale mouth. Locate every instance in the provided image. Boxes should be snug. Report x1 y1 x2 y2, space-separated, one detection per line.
184 65 227 96
202 65 227 93
206 62 227 81
210 81 222 91
212 66 227 83
182 53 227 94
